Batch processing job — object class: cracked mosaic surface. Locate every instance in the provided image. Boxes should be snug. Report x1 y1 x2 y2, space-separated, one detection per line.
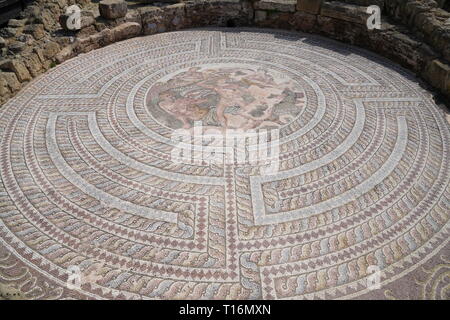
147 65 305 130
0 28 449 300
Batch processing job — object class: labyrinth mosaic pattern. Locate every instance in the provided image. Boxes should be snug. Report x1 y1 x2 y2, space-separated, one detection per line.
0 29 449 300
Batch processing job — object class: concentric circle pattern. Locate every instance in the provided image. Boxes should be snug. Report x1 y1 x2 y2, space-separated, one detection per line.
0 29 449 300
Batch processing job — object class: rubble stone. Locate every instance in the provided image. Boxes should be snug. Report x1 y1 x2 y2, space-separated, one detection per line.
42 41 61 60
0 72 21 92
23 24 46 40
0 59 32 82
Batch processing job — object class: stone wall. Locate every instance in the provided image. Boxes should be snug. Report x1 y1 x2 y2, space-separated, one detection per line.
1 0 450 105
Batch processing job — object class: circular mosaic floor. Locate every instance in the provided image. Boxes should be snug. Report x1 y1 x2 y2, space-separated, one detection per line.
0 29 449 300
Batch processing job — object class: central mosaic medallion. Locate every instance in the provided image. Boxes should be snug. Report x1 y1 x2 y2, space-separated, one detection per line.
146 65 306 130
0 29 449 300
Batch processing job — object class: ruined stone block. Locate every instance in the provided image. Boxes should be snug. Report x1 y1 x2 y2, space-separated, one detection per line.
320 1 369 25
254 0 297 13
297 0 323 14
99 0 128 20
